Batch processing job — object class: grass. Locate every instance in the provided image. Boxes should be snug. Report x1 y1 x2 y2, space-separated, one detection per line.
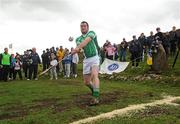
0 55 179 124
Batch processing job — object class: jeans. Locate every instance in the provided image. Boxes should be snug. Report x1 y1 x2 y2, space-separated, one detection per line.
29 64 38 79
23 64 29 78
50 67 57 79
65 63 71 77
120 50 126 62
14 69 22 80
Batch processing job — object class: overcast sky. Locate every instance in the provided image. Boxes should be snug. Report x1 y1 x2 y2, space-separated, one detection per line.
0 0 180 54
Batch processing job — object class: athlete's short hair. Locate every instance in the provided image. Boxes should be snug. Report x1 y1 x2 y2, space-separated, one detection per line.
81 21 89 28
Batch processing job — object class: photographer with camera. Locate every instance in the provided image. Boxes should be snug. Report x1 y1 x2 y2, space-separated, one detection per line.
27 47 41 81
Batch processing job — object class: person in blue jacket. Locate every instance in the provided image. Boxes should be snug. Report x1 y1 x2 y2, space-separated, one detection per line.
63 49 72 78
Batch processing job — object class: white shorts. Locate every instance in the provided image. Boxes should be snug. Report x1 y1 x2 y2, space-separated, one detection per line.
83 55 100 75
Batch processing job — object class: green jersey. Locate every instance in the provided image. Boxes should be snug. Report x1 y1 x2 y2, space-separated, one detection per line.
1 53 11 65
76 31 100 58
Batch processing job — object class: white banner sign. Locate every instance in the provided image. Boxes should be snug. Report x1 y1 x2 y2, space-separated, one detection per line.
99 58 129 74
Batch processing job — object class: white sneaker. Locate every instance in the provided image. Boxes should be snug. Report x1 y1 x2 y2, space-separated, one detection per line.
27 79 30 81
35 78 38 81
90 98 100 106
74 74 77 78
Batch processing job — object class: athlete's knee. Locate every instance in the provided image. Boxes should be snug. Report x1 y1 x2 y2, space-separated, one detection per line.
83 78 91 85
91 69 98 77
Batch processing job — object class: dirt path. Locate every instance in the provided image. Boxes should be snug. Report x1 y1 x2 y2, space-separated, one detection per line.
70 96 180 124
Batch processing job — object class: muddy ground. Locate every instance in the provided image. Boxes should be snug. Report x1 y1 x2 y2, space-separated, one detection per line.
0 90 155 121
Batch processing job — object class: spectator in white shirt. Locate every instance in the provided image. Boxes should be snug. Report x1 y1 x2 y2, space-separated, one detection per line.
14 58 23 80
71 47 79 78
50 53 58 80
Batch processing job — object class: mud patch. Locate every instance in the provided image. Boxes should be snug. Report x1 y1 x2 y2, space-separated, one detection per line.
52 103 70 113
73 91 129 108
0 110 28 120
0 98 69 120
32 98 69 112
32 98 60 106
0 104 28 120
0 90 9 95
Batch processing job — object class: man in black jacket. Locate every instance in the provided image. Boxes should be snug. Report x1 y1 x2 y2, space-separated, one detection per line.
154 27 165 43
169 26 178 57
154 27 170 56
41 50 47 71
119 38 128 62
147 31 155 51
129 35 142 67
164 32 170 58
45 48 51 69
28 47 41 80
22 50 31 79
138 33 147 61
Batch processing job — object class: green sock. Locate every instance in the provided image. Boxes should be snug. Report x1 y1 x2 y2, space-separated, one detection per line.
93 88 100 98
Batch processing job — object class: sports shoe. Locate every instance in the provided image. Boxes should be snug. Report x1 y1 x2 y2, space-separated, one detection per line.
35 78 38 81
90 97 100 106
27 79 30 81
74 74 77 78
